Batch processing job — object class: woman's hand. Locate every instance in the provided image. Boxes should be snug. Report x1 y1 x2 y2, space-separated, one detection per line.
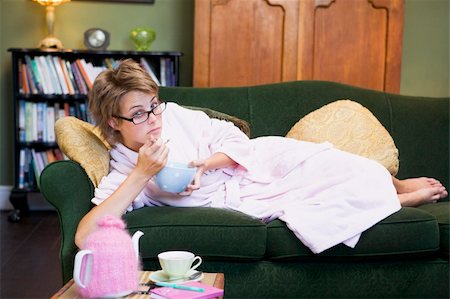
179 153 237 196
135 136 169 179
179 159 206 195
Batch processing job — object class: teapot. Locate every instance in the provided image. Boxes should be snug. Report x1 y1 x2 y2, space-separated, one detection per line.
73 215 144 298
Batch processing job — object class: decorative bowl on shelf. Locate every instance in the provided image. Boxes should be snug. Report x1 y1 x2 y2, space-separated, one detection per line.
129 28 156 51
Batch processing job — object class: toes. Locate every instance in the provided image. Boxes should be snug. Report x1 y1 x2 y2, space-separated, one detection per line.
425 178 440 185
431 182 443 188
431 194 440 201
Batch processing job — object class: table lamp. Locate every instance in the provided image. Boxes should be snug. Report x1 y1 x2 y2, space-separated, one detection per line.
32 0 70 49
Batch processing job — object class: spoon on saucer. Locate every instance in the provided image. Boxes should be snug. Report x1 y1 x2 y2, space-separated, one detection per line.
167 271 203 282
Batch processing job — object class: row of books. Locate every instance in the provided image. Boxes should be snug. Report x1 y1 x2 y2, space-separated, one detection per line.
106 56 177 86
18 55 105 96
18 100 91 143
140 57 178 87
18 55 178 96
18 148 66 189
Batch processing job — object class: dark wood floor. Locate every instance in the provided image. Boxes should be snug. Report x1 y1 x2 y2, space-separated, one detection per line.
1 210 62 298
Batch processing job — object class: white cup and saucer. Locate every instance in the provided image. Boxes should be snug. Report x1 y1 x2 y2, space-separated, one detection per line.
150 251 204 283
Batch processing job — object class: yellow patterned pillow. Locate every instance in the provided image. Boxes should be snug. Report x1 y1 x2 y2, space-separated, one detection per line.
55 117 111 187
286 100 399 175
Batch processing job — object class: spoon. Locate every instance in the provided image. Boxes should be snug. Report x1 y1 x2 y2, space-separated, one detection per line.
140 270 203 287
167 271 203 282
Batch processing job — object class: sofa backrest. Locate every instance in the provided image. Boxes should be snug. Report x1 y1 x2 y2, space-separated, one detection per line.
160 80 449 188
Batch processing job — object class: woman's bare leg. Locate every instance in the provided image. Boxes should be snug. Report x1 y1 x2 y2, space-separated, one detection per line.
393 177 448 207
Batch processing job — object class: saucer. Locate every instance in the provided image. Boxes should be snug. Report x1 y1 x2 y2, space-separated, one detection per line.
149 269 204 283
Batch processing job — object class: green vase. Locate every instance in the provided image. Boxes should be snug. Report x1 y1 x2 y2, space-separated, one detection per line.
130 28 156 51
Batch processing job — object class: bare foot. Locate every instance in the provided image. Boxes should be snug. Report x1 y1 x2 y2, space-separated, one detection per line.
394 177 444 194
398 187 448 207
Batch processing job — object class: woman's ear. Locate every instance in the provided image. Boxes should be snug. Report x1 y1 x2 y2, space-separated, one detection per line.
108 118 119 130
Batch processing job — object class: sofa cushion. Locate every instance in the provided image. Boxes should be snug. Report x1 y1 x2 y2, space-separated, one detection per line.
124 207 266 260
286 100 399 175
55 117 111 187
266 207 439 260
417 202 449 258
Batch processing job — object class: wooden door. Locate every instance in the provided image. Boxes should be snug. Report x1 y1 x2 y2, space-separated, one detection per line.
298 0 404 93
194 0 300 87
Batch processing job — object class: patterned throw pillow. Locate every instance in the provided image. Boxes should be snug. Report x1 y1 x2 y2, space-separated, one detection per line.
55 117 110 187
286 100 399 175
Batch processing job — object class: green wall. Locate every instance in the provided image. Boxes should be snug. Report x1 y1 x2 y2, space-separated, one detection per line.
401 0 449 97
0 0 449 186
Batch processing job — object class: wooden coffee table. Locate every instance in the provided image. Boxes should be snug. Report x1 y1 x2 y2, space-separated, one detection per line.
52 271 224 298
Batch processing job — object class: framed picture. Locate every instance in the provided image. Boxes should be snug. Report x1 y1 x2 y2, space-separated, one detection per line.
74 0 154 3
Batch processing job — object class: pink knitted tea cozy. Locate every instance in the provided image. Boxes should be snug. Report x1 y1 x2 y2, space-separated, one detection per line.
77 215 140 298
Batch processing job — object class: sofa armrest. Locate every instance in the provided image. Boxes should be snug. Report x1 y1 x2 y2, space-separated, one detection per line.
40 160 95 284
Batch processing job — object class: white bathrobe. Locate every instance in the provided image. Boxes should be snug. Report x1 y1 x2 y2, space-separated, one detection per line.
93 103 401 253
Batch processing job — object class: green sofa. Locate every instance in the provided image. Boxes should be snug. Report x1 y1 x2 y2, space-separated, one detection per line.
41 81 449 298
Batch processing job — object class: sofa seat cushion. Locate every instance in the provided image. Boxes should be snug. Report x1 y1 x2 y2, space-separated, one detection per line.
124 207 266 260
417 202 449 258
266 207 439 260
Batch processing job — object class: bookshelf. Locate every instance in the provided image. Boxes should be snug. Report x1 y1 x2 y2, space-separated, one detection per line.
7 48 183 222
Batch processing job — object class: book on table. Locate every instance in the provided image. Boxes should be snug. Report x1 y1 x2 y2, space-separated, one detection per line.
150 281 224 299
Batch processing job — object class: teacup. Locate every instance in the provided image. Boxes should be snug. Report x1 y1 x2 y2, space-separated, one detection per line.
158 251 202 279
154 161 196 193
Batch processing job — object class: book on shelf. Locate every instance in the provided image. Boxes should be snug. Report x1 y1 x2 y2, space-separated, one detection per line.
75 59 93 90
58 57 75 95
159 57 177 87
22 148 65 189
51 56 69 95
24 101 33 142
18 148 34 189
55 102 66 119
79 102 88 122
18 59 32 95
75 59 106 90
46 106 56 142
36 102 44 142
150 281 224 299
140 57 161 86
24 55 44 94
18 100 26 142
71 61 89 95
166 57 175 86
34 56 51 94
45 55 63 94
30 149 42 188
18 149 26 189
65 61 80 95
23 61 37 94
160 57 167 86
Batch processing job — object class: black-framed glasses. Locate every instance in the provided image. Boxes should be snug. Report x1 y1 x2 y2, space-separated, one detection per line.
114 101 166 125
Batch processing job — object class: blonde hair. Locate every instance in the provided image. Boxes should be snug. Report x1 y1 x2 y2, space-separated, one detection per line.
88 59 159 145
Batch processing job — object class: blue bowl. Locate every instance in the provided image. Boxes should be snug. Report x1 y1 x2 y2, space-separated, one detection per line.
155 162 196 193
